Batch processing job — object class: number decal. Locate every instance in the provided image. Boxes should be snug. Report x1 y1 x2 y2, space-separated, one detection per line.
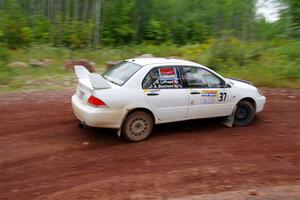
219 92 227 102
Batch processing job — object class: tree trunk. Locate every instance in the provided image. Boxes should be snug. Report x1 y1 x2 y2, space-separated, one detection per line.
65 0 70 22
214 3 222 39
82 0 88 23
73 0 79 21
242 3 248 42
30 0 35 38
93 0 101 46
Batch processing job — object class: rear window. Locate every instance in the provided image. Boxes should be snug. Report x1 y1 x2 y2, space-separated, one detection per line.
102 61 142 85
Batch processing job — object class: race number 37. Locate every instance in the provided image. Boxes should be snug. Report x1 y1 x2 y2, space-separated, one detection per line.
219 92 227 102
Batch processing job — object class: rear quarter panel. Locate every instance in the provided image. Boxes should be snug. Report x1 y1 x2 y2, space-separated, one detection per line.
93 69 154 127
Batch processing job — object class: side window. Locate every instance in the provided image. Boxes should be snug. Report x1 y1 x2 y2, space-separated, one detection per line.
142 66 183 89
182 66 223 88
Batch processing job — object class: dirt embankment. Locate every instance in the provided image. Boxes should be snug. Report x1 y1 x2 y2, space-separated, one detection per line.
0 88 300 200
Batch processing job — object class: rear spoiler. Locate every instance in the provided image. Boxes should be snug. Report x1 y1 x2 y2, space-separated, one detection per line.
74 65 111 89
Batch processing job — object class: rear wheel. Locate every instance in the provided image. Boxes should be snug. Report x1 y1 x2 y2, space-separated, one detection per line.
234 101 255 126
122 111 154 142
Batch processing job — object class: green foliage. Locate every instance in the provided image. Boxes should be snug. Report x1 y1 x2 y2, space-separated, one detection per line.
32 15 51 43
0 44 10 62
101 0 136 45
146 19 170 43
0 62 14 85
0 0 300 92
1 0 295 48
1 38 300 93
21 27 33 44
1 0 32 48
61 21 94 49
207 37 246 69
280 0 300 38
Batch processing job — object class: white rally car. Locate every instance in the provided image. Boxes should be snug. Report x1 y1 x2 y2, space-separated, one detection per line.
72 58 266 142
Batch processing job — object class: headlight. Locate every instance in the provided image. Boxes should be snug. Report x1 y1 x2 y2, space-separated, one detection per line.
257 88 264 96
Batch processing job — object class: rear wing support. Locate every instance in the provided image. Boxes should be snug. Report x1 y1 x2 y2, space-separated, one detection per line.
74 65 111 90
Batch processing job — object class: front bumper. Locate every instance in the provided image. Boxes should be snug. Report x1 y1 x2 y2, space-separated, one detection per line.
71 95 124 129
255 96 266 113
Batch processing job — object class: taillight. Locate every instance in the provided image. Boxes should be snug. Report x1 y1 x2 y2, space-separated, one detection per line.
88 95 106 107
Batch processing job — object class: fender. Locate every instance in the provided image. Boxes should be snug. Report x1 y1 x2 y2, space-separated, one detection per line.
116 107 157 137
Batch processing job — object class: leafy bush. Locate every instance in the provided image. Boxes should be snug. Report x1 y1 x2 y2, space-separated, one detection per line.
207 37 246 69
1 38 300 93
146 19 170 43
0 44 10 62
0 62 14 85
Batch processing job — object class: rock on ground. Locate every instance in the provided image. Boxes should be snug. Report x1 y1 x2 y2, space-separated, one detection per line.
8 62 29 68
29 59 51 67
65 60 96 72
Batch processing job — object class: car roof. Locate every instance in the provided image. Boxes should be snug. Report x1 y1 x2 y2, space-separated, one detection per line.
126 57 200 67
125 57 226 80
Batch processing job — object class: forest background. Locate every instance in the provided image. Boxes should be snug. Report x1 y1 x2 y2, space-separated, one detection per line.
0 0 299 92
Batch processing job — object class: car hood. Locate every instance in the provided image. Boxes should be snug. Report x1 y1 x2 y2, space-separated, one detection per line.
225 78 256 90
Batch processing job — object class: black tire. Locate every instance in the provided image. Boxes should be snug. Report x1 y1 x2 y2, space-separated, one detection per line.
234 101 255 126
122 111 154 142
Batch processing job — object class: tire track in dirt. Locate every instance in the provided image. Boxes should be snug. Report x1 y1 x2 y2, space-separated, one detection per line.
1 88 300 200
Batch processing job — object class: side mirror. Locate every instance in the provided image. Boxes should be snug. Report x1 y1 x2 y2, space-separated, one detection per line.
225 83 231 88
222 80 231 88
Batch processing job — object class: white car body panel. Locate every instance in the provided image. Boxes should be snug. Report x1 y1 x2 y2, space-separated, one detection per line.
225 78 266 113
144 88 189 122
71 58 266 129
188 88 233 119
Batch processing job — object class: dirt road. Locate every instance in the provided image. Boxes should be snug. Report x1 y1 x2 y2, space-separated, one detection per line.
1 89 300 200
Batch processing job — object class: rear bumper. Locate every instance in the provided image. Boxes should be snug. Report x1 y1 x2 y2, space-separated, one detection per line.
71 95 124 129
255 96 266 113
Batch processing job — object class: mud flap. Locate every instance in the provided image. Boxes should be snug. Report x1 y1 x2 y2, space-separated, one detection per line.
222 106 237 127
116 129 121 137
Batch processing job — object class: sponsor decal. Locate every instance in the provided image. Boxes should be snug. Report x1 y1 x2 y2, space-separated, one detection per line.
201 90 218 97
159 67 177 80
202 98 218 104
144 89 160 93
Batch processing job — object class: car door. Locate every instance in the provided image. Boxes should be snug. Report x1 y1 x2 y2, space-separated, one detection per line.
181 66 232 119
142 66 189 122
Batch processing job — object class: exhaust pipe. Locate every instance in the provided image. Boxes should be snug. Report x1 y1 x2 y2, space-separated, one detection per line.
78 122 85 129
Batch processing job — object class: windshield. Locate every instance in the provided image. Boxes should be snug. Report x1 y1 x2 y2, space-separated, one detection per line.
102 61 142 86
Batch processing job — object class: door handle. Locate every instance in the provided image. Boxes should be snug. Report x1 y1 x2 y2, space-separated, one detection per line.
190 91 201 95
147 93 159 96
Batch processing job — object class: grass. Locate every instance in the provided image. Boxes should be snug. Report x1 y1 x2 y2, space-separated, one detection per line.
0 38 300 93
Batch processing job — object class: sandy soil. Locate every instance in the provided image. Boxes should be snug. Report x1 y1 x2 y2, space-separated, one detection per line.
0 88 300 200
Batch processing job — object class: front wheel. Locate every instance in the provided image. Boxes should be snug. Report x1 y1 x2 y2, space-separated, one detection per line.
234 101 255 126
122 111 154 142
